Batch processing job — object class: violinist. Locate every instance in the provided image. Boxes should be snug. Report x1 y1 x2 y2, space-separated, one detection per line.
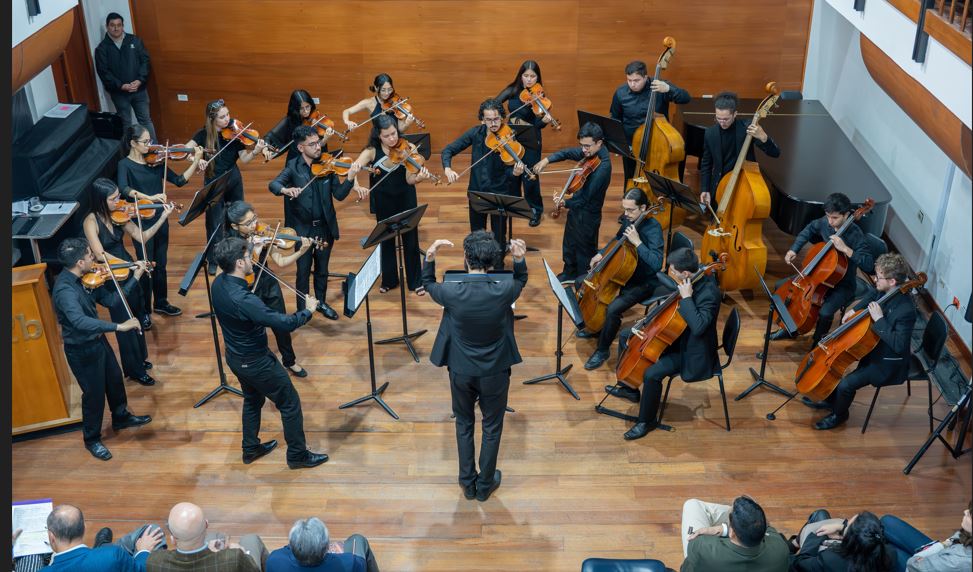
811 253 915 430
610 60 691 182
495 60 551 226
698 91 780 209
769 193 874 346
264 89 332 164
579 188 665 371
611 248 721 440
442 99 526 256
532 122 612 282
268 125 361 319
226 201 313 378
83 178 174 386
342 73 414 133
347 115 433 295
188 99 269 275
52 237 152 460
117 124 203 318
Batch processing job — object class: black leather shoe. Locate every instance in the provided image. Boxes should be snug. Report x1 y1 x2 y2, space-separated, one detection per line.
93 527 113 548
140 316 153 331
288 451 329 469
112 414 152 431
476 470 501 502
801 396 832 410
85 441 112 460
606 384 640 403
207 261 218 276
576 329 598 339
463 483 477 500
814 413 848 430
287 364 308 378
317 303 339 321
584 350 610 370
143 361 153 370
624 422 656 441
130 374 156 386
768 328 791 341
528 210 542 227
806 509 832 524
242 440 278 464
154 301 182 316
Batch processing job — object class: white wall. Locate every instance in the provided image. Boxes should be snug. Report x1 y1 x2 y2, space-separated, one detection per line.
805 0 972 346
12 0 79 121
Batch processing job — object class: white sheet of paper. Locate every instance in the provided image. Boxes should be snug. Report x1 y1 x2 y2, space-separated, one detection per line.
352 244 382 312
43 103 81 119
39 202 76 215
12 499 53 557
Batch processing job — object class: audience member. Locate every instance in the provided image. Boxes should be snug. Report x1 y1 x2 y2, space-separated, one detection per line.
42 504 164 571
266 517 380 572
146 503 266 572
680 496 790 571
790 510 894 571
881 500 972 571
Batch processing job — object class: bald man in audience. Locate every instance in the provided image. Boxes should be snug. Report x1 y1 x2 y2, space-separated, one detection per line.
146 502 267 572
44 504 164 571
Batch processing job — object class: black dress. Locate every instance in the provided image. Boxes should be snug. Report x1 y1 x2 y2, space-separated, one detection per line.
192 128 247 261
369 145 421 291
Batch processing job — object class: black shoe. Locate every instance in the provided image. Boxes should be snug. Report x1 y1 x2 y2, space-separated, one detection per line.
576 329 598 339
154 301 182 316
584 350 610 370
288 451 329 469
814 413 848 430
801 396 832 410
606 384 640 404
287 364 308 378
768 328 791 341
207 261 218 276
623 422 656 440
112 414 152 431
806 509 832 524
85 441 112 461
129 374 156 386
556 272 572 283
140 316 153 331
462 482 477 500
317 303 339 321
93 527 113 548
475 470 501 502
242 440 278 464
143 361 153 370
528 210 542 227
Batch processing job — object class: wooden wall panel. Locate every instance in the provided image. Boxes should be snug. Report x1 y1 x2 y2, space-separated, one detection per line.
131 0 812 152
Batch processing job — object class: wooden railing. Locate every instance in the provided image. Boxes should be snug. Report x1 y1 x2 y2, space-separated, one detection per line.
935 0 970 33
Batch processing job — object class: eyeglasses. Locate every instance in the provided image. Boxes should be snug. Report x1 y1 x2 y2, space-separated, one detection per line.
483 117 504 124
623 207 642 213
301 140 322 147
136 138 151 145
580 143 598 150
239 216 258 227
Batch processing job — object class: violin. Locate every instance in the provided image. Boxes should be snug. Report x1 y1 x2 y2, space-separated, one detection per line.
373 139 443 184
774 199 876 335
305 111 349 142
144 144 212 165
220 119 264 147
519 84 561 130
551 155 601 218
485 125 537 180
81 255 155 289
110 200 183 225
616 252 728 388
310 153 357 178
253 222 328 250
381 92 426 129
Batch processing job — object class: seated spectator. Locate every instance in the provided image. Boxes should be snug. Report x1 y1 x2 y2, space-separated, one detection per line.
13 529 47 572
680 496 790 571
881 500 972 571
790 510 894 571
266 517 380 572
41 504 164 571
146 502 266 572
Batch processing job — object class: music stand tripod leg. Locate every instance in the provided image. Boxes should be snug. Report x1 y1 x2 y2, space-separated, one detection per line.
522 303 580 399
340 296 399 420
375 232 426 362
736 305 795 401
194 260 243 408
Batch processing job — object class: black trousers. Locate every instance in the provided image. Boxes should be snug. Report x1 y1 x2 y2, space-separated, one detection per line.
449 369 510 491
64 337 131 444
622 155 636 185
508 146 543 213
204 168 244 262
107 280 148 379
827 362 901 420
226 350 308 462
295 233 333 311
638 352 683 424
596 281 657 352
815 282 857 343
468 206 508 252
258 282 297 367
132 218 170 308
380 231 421 291
562 209 601 279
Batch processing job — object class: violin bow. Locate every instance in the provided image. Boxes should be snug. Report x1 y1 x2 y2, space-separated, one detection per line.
206 121 254 166
269 115 348 162
447 132 516 185
249 221 281 292
250 260 322 313
367 139 426 194
340 98 411 138
100 253 143 337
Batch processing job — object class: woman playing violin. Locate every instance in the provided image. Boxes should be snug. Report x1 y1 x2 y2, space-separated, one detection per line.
187 99 268 274
117 124 203 317
342 73 414 134
82 178 174 386
264 89 332 163
347 115 433 295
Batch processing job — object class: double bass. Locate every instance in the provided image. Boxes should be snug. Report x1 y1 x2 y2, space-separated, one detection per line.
699 82 780 292
577 200 664 334
616 253 728 387
774 199 875 335
629 37 687 229
793 273 926 401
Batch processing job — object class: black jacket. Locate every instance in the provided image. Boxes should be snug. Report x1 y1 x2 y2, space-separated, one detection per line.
852 288 917 385
600 216 665 286
790 216 875 288
423 259 527 376
609 80 691 139
441 125 515 195
669 274 722 382
699 120 781 195
547 146 612 214
212 274 312 359
52 270 139 346
268 156 353 238
790 530 895 572
94 33 150 94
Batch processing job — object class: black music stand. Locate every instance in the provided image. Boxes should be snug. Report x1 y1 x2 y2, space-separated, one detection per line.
737 267 798 402
362 204 428 363
403 133 432 159
577 110 629 158
523 259 583 400
178 171 230 228
904 378 972 474
339 245 398 419
507 124 540 151
468 191 537 254
644 171 703 253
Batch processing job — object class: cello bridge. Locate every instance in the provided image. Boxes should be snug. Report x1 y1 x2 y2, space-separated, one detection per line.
632 176 648 184
706 227 731 237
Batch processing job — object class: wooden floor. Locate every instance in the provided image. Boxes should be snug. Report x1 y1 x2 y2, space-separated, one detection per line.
13 155 972 571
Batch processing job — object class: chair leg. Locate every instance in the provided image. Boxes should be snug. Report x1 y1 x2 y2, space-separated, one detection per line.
907 379 912 396
862 387 882 434
927 379 934 434
718 373 731 432
658 377 673 424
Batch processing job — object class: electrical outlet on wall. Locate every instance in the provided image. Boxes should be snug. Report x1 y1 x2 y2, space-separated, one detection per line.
177 94 189 102
312 98 320 104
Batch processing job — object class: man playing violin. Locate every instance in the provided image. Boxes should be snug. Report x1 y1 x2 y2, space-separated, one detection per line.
51 238 153 461
769 192 874 346
610 60 691 182
226 200 314 378
812 253 916 430
610 248 721 440
268 125 366 320
533 122 612 283
579 188 665 371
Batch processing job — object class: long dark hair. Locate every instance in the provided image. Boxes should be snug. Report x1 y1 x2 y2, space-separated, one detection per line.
287 89 316 125
497 60 543 102
366 115 399 152
840 512 892 572
368 73 394 99
124 124 150 156
90 177 119 223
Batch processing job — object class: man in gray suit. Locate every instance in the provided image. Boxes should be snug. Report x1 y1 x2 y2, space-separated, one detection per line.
422 231 528 502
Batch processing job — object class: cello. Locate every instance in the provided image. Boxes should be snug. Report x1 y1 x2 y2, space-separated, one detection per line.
629 37 687 229
699 82 780 292
615 252 728 387
793 273 926 401
774 199 875 334
576 199 664 334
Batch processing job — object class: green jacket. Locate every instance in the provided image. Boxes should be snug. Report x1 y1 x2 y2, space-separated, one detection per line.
680 526 790 572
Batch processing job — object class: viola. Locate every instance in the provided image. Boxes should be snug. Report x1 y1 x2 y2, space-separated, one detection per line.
373 139 443 184
616 252 728 388
774 199 876 335
310 153 357 178
81 255 155 289
144 144 212 165
485 124 537 180
110 200 183 225
305 111 349 142
253 222 328 250
381 92 426 129
793 273 926 401
519 84 561 130
551 155 601 218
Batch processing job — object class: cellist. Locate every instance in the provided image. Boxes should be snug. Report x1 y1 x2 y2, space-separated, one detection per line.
812 253 916 430
578 188 664 371
610 60 691 183
770 192 874 345
610 248 721 440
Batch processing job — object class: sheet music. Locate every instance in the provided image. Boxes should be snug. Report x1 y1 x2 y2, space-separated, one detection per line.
543 259 583 326
12 499 53 558
351 244 382 311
